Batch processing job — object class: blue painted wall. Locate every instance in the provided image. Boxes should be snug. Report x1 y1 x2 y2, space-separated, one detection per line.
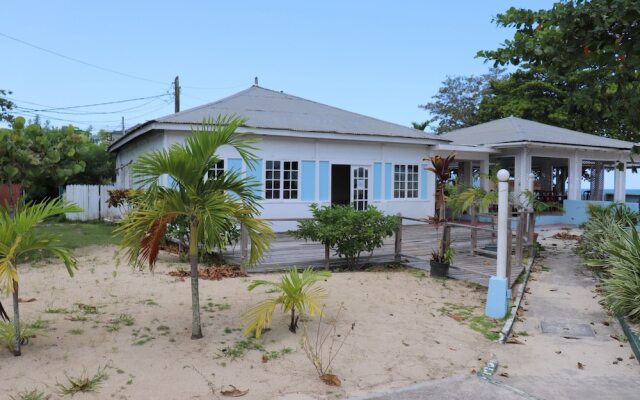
558 200 639 226
373 163 382 201
420 163 429 200
384 163 392 200
319 161 330 202
246 159 263 197
301 160 316 201
228 158 242 173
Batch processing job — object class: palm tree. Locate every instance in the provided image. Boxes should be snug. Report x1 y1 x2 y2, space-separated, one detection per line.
0 198 81 355
117 115 273 339
242 267 330 338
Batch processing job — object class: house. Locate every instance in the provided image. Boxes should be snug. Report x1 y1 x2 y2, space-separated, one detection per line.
108 85 637 230
108 84 450 230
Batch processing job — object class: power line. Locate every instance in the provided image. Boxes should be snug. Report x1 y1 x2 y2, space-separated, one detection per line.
9 93 170 112
0 32 250 91
13 97 167 116
0 32 168 85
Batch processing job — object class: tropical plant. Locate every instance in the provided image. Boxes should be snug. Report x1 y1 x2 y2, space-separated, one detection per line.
0 198 80 355
116 115 273 339
291 204 399 268
427 153 456 222
242 268 331 337
0 319 47 352
600 226 640 322
426 153 456 264
578 203 639 268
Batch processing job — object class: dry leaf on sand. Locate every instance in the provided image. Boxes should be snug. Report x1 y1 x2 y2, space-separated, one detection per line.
221 385 249 397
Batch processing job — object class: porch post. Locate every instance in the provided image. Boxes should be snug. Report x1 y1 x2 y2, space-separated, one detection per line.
614 162 626 203
480 159 490 191
485 169 510 319
567 153 582 201
515 148 531 195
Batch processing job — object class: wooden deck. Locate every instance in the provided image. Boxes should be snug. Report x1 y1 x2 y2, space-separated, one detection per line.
224 223 524 287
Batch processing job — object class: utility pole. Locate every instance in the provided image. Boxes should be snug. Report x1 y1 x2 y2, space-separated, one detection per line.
174 75 180 113
121 116 125 136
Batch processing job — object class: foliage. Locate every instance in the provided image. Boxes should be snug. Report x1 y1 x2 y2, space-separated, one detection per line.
56 365 108 396
0 319 47 352
221 337 264 360
417 69 506 133
116 115 273 339
291 204 399 268
427 153 456 264
577 203 639 268
163 214 240 258
601 227 640 322
300 305 353 386
0 89 14 123
9 389 48 400
243 268 331 337
477 0 640 141
105 188 144 209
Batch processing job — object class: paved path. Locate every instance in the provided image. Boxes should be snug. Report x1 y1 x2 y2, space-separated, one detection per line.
353 228 640 400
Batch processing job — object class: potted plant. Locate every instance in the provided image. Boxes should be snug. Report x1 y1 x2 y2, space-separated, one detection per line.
426 153 456 277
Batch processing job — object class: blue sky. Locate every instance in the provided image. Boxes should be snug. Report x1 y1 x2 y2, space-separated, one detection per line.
1 1 631 188
2 0 557 132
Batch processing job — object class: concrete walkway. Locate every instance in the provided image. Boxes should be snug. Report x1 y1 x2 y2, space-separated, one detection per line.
353 229 640 400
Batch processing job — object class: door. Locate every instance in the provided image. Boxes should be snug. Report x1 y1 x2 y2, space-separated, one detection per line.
351 165 370 210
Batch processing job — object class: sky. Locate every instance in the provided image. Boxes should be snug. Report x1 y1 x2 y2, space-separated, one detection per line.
1 0 631 188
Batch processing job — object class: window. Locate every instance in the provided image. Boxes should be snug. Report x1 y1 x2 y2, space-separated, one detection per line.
265 160 299 200
208 160 224 180
394 164 419 199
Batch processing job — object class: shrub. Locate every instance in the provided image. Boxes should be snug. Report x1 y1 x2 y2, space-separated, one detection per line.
0 320 47 352
291 204 400 268
106 188 144 209
578 203 639 268
601 227 640 322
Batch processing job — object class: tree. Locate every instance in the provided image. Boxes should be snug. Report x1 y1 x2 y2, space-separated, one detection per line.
116 115 273 339
0 198 81 355
67 130 115 185
0 89 14 124
417 69 505 133
477 0 640 141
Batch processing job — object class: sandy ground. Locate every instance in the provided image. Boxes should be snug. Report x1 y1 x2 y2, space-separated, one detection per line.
1 245 498 400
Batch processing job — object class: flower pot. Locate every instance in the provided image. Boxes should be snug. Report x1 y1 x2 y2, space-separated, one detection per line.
430 260 450 278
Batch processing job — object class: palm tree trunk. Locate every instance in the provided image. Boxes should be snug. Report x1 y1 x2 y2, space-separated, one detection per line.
12 280 21 356
289 308 298 333
189 223 203 339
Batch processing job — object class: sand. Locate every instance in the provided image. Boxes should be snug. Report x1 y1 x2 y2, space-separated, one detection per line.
1 245 496 400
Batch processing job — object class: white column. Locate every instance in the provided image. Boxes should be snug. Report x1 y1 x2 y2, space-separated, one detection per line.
480 159 490 191
614 162 626 203
496 169 510 279
567 152 582 200
515 149 531 195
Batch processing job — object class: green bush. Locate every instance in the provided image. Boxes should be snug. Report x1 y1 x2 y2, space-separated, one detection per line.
578 203 639 269
290 204 400 268
601 227 640 322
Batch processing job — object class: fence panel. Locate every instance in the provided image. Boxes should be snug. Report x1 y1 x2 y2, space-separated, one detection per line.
64 184 121 221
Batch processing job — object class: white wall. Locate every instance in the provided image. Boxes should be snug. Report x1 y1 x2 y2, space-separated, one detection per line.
115 132 165 188
165 131 436 231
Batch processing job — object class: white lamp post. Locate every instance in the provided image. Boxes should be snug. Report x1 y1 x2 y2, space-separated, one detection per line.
485 169 510 318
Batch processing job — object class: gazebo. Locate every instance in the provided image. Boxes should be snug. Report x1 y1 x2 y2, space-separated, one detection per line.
436 117 638 224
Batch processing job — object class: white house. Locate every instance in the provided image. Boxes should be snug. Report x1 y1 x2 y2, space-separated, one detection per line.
108 85 637 230
108 84 450 230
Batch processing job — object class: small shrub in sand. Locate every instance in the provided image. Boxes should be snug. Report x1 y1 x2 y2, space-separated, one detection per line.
0 320 47 352
56 365 108 396
9 389 48 400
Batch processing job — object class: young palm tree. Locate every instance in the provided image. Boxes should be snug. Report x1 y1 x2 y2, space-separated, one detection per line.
0 198 81 355
117 115 273 339
242 268 331 338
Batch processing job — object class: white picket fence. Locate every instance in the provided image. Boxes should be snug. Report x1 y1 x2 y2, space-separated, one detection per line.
64 184 123 221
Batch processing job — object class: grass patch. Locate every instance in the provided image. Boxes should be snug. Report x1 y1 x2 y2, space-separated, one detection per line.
106 314 135 332
439 303 502 341
221 337 264 360
45 307 71 314
9 389 48 400
262 347 293 361
37 222 119 249
68 328 84 335
56 365 108 396
203 302 231 313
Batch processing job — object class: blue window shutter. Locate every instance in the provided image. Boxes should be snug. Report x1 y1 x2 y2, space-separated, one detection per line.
228 158 242 173
246 159 263 197
319 161 330 202
301 160 316 201
166 175 175 188
373 162 382 201
384 163 392 200
420 164 429 200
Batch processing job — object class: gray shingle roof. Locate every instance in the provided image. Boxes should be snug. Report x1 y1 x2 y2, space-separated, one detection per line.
439 116 635 150
155 85 440 140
